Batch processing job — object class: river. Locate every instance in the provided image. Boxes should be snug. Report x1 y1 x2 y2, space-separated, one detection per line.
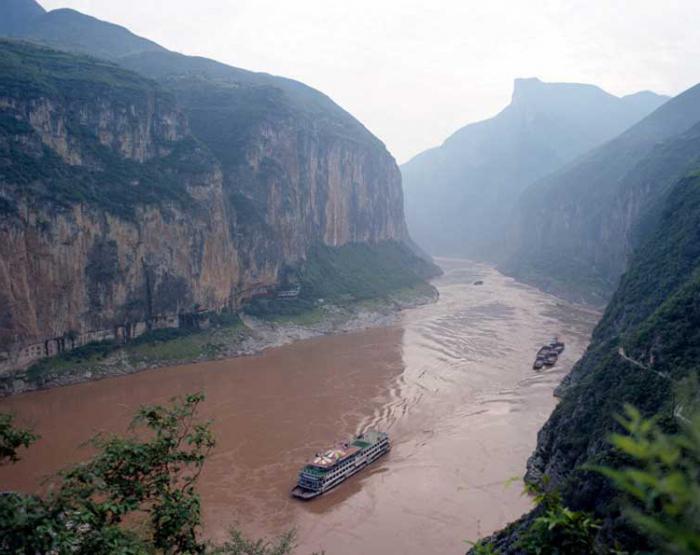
0 259 599 554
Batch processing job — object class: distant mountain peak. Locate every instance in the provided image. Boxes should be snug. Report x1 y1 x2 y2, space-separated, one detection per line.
0 0 46 35
512 76 544 94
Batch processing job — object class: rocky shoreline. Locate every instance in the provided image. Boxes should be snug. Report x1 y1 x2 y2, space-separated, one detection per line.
0 286 439 398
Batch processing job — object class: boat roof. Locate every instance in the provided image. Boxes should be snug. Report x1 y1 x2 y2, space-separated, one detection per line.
309 444 361 469
307 430 386 469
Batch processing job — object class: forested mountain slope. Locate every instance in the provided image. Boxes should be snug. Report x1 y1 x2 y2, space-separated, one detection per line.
503 83 700 304
481 171 700 552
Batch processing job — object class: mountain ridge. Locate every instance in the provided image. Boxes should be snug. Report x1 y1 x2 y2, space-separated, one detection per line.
502 81 700 304
401 77 668 260
0 4 433 377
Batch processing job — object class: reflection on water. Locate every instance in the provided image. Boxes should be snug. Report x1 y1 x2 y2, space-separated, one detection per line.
0 260 599 554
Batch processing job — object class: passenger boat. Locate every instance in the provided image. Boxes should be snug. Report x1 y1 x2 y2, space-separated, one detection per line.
291 430 390 500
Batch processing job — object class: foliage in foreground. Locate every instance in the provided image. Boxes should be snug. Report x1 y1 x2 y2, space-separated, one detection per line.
471 404 700 554
597 405 700 555
0 394 296 554
0 412 38 464
515 485 600 555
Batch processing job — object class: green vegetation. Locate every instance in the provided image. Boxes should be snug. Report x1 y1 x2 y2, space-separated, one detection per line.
0 394 297 554
244 241 438 321
516 487 600 555
0 39 155 99
474 173 700 553
0 412 38 465
472 406 700 554
596 405 700 554
0 40 216 219
24 315 245 388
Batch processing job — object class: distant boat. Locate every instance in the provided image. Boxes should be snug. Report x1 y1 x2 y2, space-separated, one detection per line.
543 352 558 366
532 338 564 369
291 430 390 500
549 337 565 354
473 280 484 286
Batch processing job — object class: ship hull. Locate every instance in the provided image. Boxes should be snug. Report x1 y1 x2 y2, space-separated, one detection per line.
291 444 390 500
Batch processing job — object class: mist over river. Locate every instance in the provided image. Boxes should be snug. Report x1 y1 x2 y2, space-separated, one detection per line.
0 260 599 554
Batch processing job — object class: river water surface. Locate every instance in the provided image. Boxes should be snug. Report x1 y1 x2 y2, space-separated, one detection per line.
0 260 598 554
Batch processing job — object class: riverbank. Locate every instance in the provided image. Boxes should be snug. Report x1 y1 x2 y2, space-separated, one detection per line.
0 260 600 554
0 282 438 397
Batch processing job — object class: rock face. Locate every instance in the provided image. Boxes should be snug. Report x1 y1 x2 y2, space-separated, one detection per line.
502 82 700 305
527 174 700 549
401 78 667 260
0 38 411 373
0 42 239 371
474 173 700 554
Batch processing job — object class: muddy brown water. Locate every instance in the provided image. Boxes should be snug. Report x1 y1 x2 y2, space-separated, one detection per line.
0 260 599 554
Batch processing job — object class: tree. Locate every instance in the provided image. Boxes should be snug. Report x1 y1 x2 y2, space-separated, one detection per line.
515 483 601 555
0 412 38 464
0 393 296 555
596 405 700 555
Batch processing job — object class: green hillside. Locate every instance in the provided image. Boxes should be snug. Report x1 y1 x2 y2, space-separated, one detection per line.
484 173 700 552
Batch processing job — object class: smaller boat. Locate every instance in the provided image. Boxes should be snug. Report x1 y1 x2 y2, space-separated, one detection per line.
473 280 484 286
549 337 565 354
544 352 558 366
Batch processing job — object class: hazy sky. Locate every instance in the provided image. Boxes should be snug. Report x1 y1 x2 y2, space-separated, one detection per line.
39 0 700 163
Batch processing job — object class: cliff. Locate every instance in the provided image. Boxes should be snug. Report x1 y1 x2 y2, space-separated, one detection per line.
0 41 239 371
502 82 700 305
478 172 700 553
0 36 422 375
117 50 409 291
401 78 667 260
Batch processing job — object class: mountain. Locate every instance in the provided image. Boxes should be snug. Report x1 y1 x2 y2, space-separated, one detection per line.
0 0 164 59
0 0 45 36
502 82 700 305
0 2 436 376
480 171 700 552
401 78 667 259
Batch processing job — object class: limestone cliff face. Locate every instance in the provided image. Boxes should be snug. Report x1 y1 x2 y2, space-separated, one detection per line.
118 49 411 297
229 117 407 292
0 42 240 371
0 41 411 373
1 192 238 356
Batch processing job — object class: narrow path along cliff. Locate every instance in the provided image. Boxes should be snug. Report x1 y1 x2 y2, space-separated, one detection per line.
0 260 600 555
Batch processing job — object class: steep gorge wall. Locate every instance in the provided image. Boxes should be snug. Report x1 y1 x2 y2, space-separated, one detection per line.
228 117 407 291
121 50 410 299
0 44 241 371
501 83 700 305
0 41 412 374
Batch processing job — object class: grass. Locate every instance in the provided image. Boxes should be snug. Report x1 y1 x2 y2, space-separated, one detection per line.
244 241 439 322
23 315 245 387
